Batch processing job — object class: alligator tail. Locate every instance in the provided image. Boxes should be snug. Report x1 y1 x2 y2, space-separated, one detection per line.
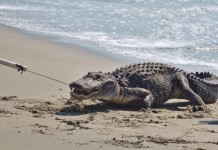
187 73 218 104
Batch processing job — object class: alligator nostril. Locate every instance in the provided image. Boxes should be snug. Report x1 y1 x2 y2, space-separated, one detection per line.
69 82 83 90
69 82 74 90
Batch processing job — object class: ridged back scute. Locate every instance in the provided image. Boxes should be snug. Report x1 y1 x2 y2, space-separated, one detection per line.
194 72 215 80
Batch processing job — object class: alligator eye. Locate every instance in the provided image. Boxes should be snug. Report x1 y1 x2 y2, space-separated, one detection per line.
95 74 101 80
94 87 100 91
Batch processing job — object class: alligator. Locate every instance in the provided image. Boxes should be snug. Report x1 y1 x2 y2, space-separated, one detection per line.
69 63 218 111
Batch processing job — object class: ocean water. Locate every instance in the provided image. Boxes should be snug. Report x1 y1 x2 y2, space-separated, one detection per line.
0 0 218 74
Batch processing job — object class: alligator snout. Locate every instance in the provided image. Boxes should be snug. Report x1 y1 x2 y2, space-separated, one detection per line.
69 82 83 90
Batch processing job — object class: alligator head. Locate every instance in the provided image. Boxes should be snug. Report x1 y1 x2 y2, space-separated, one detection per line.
69 72 119 100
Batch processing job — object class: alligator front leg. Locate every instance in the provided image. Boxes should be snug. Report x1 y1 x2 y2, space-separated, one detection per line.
175 74 208 112
117 87 154 109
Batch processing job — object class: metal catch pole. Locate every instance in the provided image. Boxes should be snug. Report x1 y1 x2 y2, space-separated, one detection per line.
0 58 68 86
0 58 27 72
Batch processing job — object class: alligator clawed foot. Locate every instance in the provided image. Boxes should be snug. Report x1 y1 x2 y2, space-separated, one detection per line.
203 106 212 113
188 105 211 113
139 107 151 112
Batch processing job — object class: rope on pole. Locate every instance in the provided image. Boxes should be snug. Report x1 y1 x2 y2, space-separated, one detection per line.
27 70 69 86
0 58 69 86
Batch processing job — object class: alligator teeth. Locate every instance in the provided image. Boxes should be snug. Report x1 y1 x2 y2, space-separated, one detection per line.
72 87 99 96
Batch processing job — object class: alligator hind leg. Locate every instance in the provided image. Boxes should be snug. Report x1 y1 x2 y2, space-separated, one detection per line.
176 74 207 112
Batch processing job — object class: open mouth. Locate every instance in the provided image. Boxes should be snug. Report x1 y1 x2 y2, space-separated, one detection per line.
71 87 100 96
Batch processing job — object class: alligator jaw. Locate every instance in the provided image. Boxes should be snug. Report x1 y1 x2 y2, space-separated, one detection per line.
70 87 100 100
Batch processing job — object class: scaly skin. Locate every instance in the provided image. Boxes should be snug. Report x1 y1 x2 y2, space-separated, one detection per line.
69 63 218 110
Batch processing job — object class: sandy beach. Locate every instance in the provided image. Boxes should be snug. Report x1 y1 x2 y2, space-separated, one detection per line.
0 24 218 150
0 24 125 99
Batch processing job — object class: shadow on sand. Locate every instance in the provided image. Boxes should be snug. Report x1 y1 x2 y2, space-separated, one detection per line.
56 100 191 116
199 120 218 125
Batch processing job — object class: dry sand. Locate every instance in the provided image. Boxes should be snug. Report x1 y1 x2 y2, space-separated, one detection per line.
0 24 218 150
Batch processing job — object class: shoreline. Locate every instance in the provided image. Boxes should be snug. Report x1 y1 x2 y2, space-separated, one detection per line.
0 24 126 99
1 23 130 63
0 23 128 64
